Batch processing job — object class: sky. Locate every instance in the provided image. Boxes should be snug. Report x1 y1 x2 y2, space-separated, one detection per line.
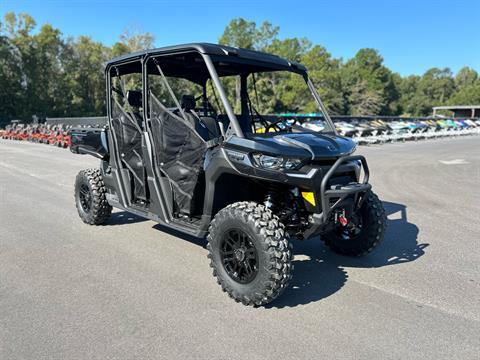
1 0 479 76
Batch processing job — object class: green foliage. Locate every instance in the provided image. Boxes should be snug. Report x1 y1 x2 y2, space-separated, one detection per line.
348 81 384 115
405 68 456 116
455 67 478 88
119 27 154 52
0 35 23 120
0 13 155 126
301 45 345 114
66 36 110 116
342 48 399 115
449 82 480 105
219 18 278 50
0 13 479 126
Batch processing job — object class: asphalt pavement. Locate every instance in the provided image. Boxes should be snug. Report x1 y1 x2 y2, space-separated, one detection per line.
0 137 479 359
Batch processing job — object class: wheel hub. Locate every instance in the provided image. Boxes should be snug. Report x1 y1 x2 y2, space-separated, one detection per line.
220 229 258 284
338 211 363 240
234 247 246 261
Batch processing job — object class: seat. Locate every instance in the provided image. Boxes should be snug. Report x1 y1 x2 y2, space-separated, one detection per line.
126 90 144 125
198 116 220 139
181 95 220 141
181 94 195 112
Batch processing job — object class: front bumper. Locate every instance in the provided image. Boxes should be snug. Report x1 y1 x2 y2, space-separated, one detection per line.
302 155 371 239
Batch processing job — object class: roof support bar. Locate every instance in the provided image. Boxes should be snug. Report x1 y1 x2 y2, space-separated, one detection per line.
202 54 244 138
306 75 337 134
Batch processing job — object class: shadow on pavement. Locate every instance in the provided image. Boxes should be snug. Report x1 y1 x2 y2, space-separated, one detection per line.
104 211 149 226
103 202 427 309
104 210 207 247
269 201 428 308
152 223 208 248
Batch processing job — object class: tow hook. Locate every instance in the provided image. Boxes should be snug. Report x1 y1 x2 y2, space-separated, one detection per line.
335 210 348 227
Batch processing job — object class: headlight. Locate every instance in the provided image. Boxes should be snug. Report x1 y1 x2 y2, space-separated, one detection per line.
252 153 302 170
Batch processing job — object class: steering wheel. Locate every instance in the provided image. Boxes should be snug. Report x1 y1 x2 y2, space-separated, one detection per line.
265 119 285 133
248 108 284 133
264 117 301 133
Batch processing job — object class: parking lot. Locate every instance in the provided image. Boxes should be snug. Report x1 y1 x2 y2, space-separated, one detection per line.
0 137 479 359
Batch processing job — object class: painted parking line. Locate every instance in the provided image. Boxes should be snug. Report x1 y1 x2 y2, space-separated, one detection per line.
438 159 469 165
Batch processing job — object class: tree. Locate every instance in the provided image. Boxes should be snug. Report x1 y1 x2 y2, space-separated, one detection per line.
410 68 455 115
348 80 384 115
0 12 37 122
2 12 36 38
342 48 399 115
32 23 73 117
259 38 313 113
110 26 154 59
119 26 154 52
449 82 480 105
219 18 278 51
455 67 478 89
1 13 75 119
0 35 23 123
1 12 479 125
266 37 311 62
301 45 345 114
111 42 130 58
66 36 110 116
396 75 420 116
219 18 280 111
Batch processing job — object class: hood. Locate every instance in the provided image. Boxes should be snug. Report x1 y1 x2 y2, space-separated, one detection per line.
269 133 356 159
226 132 357 160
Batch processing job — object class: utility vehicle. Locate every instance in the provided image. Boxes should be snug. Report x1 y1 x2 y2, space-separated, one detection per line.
71 43 386 306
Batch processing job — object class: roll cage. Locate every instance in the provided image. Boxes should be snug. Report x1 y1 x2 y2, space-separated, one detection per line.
105 43 337 139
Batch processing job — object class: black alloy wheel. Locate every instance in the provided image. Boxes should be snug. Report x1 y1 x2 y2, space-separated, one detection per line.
220 229 259 284
78 184 93 213
207 201 293 306
74 168 112 225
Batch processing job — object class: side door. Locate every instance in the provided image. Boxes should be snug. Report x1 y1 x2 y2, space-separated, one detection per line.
107 60 149 208
144 53 209 219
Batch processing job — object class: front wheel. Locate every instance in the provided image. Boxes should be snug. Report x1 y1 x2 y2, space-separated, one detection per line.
323 191 387 257
207 202 293 306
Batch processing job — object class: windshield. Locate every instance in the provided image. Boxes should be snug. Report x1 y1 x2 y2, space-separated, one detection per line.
211 68 336 135
142 52 336 137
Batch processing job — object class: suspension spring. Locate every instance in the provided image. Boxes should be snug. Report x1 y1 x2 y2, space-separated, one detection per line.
264 183 282 210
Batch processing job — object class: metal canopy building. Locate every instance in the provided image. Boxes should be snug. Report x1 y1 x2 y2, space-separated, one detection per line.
433 105 480 118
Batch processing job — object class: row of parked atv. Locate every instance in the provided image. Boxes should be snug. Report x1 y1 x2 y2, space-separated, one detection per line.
1 118 479 148
0 123 76 148
330 118 480 145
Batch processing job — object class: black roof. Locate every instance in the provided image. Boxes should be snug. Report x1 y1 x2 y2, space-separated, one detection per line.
106 43 306 74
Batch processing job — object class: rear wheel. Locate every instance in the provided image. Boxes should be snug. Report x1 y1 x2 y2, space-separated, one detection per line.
323 191 386 257
207 202 293 306
74 169 112 225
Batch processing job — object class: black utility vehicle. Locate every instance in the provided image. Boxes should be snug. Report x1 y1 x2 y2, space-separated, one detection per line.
71 43 386 306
